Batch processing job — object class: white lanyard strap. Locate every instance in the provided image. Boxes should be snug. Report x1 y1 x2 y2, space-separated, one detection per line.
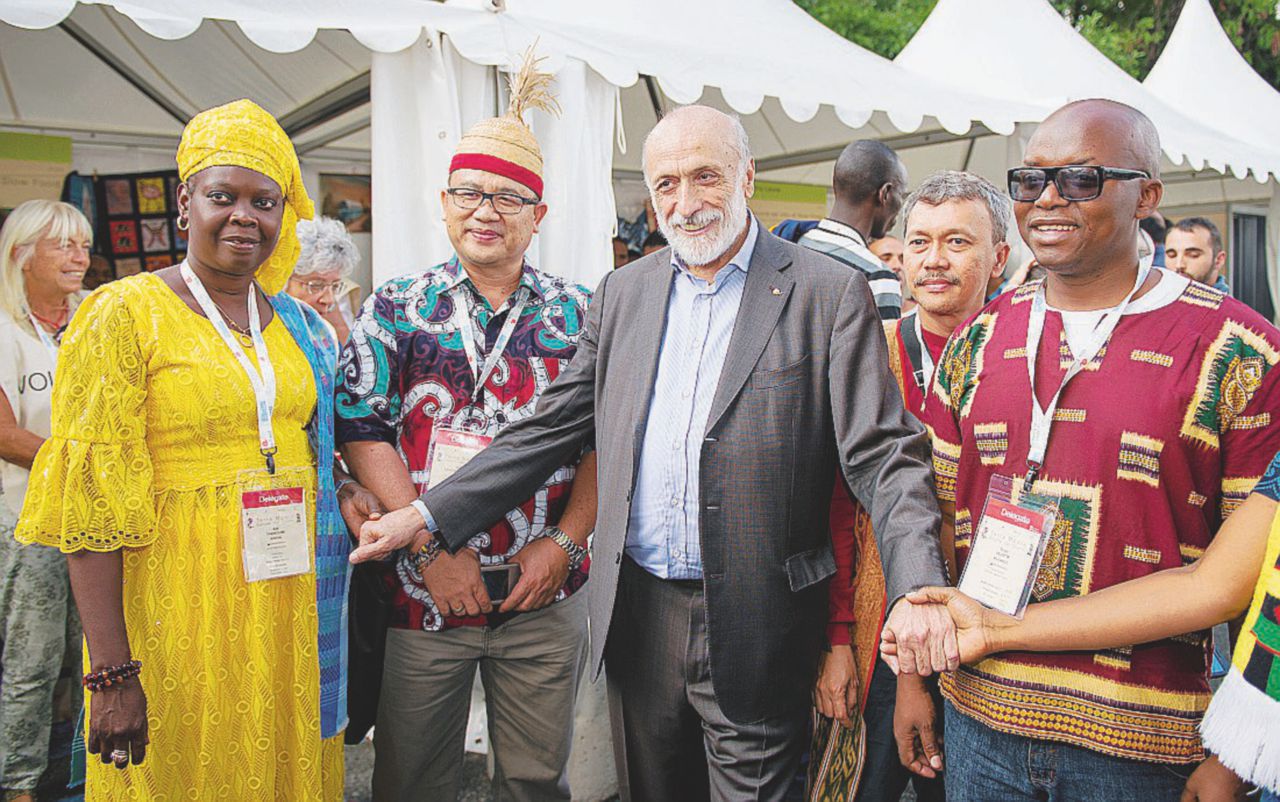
28 315 59 362
1025 262 1150 486
911 311 937 397
451 282 530 404
180 261 278 473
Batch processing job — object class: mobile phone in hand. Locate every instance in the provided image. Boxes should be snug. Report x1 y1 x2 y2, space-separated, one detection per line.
480 563 522 604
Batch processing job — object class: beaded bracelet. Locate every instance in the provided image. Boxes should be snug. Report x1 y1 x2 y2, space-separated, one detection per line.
83 659 142 692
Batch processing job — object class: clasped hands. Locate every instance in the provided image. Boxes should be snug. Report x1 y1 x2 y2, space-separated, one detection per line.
880 586 1009 674
346 503 570 614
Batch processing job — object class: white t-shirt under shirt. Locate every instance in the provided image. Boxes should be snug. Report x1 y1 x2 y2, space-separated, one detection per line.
0 295 83 523
1049 268 1189 356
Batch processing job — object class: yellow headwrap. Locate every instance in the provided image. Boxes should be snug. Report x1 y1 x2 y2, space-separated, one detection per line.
176 99 314 295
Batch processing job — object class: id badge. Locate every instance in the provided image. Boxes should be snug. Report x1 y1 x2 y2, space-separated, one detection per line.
425 424 493 490
238 469 311 583
957 475 1059 618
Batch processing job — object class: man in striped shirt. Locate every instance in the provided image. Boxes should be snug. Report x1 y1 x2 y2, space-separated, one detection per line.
799 140 909 319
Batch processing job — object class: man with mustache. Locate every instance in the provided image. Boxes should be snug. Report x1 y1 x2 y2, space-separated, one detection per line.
351 104 955 801
799 140 909 320
811 171 1010 802
891 99 1280 801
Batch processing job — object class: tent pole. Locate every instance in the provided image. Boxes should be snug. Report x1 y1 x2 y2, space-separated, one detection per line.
58 19 189 126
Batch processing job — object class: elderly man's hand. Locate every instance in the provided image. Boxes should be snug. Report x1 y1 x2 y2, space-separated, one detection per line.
349 505 425 563
880 597 959 676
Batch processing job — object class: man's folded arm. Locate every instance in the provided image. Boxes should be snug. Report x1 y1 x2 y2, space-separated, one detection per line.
828 273 948 604
422 272 608 552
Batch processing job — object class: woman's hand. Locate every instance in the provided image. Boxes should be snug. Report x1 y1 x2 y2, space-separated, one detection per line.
881 586 1013 668
87 678 148 768
1180 755 1249 801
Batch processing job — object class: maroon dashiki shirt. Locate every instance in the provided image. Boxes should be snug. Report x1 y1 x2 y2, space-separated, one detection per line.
924 271 1280 764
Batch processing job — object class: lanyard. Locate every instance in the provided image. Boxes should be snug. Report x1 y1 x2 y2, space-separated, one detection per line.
180 262 278 473
911 311 937 399
450 283 529 404
28 315 60 362
1024 262 1150 487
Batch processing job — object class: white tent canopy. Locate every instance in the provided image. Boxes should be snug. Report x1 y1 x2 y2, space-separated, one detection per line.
6 0 1280 292
1143 0 1280 315
895 0 1280 183
1145 0 1280 148
2 0 1053 288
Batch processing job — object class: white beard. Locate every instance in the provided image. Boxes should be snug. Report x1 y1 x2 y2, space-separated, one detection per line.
657 189 750 268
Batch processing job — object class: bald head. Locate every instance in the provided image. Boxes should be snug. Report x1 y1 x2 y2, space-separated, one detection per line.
1034 99 1161 178
643 105 751 187
833 140 906 205
1016 98 1165 282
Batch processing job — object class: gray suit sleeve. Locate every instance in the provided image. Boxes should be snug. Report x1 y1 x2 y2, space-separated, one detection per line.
421 271 606 552
828 273 948 603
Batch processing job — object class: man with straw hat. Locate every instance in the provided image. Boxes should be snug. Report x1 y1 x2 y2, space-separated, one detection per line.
336 51 598 802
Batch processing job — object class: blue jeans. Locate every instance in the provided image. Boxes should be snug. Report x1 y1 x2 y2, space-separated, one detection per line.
943 700 1196 801
1262 788 1279 802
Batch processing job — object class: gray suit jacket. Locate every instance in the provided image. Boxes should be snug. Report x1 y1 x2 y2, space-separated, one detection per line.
424 226 947 723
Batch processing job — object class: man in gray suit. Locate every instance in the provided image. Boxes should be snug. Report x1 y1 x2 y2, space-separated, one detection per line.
353 105 956 801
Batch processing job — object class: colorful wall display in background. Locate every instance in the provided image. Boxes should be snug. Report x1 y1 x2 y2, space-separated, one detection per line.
320 173 372 233
94 170 185 279
0 132 73 227
749 180 830 233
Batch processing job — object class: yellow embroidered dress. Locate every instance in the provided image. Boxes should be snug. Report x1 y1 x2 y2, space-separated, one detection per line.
17 273 342 801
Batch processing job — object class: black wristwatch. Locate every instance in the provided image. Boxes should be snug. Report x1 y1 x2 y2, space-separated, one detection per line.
541 526 588 570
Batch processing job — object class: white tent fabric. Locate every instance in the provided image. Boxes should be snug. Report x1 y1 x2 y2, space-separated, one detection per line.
895 0 1280 182
1 0 1036 136
2 0 1054 291
1143 0 1280 316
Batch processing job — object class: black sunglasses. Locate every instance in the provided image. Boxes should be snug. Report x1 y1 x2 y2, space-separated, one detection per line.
1007 166 1150 203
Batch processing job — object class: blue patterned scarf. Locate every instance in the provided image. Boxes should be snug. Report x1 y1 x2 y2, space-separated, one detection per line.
271 293 350 739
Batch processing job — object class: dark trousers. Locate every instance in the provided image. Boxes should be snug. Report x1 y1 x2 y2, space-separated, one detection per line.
605 558 809 802
855 659 945 802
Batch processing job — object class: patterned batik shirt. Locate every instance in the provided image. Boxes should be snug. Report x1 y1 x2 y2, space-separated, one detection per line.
335 257 593 631
923 269 1280 764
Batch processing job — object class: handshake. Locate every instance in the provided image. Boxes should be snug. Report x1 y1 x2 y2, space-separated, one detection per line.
346 504 428 563
879 587 1016 675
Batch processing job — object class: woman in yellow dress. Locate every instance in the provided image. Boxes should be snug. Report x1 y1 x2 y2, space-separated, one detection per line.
16 100 378 800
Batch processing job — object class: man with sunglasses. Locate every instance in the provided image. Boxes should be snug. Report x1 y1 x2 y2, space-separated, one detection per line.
335 88 599 800
895 99 1280 801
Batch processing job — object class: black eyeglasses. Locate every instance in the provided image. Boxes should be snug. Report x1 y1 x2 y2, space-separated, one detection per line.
446 188 539 216
1007 166 1150 203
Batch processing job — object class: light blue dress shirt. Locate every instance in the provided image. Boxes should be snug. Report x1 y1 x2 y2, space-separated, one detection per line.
625 218 760 579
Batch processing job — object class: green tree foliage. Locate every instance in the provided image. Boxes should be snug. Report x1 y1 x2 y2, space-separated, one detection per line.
793 0 936 58
795 0 1280 91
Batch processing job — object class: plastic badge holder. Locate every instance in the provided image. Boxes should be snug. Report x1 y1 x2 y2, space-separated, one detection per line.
956 474 1059 619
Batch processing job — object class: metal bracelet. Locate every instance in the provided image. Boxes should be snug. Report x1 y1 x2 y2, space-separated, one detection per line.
541 526 588 570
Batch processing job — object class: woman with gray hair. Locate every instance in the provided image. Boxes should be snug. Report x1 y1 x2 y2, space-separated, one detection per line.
289 216 359 342
0 199 92 802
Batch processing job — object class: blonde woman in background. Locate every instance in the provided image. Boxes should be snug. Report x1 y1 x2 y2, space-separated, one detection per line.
289 216 359 343
0 199 92 802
